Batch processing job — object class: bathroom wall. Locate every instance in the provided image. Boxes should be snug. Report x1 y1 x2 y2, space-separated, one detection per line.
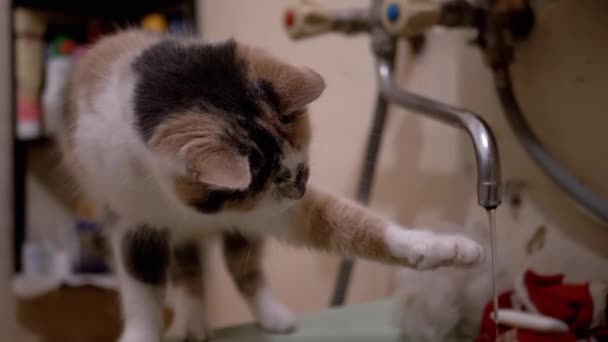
199 0 393 328
199 0 608 329
197 0 489 328
12 0 607 333
451 0 608 292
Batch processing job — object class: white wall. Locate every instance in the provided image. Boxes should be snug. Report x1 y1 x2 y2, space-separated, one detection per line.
11 0 607 333
199 0 608 329
199 0 394 328
198 0 486 328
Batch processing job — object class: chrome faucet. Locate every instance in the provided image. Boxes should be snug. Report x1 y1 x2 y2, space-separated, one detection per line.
284 0 502 209
284 0 502 306
378 57 501 209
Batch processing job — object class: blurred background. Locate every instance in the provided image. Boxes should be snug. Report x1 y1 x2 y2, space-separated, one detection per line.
0 0 607 341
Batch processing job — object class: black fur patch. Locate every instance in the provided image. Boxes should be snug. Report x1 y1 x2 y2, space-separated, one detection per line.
258 79 281 112
132 39 285 213
222 232 262 296
122 225 170 286
295 163 309 195
191 190 249 213
223 231 252 251
171 242 202 279
133 39 260 140
186 111 283 213
234 269 262 294
190 121 282 213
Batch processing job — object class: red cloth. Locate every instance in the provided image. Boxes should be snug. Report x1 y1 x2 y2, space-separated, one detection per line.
476 270 608 342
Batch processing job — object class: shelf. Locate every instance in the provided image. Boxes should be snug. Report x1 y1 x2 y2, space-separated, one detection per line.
16 136 53 145
10 0 199 274
12 0 194 18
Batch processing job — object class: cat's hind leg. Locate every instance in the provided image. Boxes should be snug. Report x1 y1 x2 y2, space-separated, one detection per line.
165 241 211 342
222 232 296 333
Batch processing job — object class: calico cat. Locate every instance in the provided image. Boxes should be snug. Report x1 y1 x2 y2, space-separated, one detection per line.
60 30 483 342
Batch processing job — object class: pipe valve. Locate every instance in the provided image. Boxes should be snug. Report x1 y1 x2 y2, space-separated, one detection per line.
380 0 442 36
284 0 371 40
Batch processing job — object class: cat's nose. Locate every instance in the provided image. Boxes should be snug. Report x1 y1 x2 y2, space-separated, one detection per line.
279 181 306 200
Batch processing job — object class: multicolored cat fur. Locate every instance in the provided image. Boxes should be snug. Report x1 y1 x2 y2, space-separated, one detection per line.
61 30 483 342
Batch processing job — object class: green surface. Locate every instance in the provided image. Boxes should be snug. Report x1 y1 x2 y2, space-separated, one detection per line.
211 300 469 342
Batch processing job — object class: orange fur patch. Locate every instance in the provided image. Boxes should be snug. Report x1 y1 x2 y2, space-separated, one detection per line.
171 242 205 297
223 233 265 297
292 185 395 263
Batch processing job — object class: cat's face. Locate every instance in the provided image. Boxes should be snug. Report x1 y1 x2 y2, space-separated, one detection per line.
132 39 325 214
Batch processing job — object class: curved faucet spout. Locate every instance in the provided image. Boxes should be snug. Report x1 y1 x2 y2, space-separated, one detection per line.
377 57 502 209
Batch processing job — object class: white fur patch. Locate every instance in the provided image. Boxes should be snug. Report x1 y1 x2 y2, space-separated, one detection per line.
282 149 305 174
248 286 296 333
393 270 464 341
384 224 484 269
110 230 164 342
165 284 210 341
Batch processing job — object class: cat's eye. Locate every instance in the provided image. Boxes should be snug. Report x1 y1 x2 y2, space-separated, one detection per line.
280 109 306 123
276 169 292 183
296 165 309 183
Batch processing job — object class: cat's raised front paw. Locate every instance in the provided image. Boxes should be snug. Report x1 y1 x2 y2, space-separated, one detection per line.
385 225 483 270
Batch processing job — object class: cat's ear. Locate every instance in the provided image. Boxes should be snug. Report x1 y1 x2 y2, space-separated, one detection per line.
240 45 325 114
188 149 251 190
271 66 325 114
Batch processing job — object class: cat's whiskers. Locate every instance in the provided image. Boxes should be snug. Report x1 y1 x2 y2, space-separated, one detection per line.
244 237 257 274
271 185 280 202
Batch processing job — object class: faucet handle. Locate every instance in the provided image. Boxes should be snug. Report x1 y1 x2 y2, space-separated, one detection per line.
284 0 334 39
380 0 442 36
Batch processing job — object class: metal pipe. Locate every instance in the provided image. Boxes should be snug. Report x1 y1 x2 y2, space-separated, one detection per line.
332 8 374 34
494 67 608 222
378 57 502 209
326 0 503 307
330 91 391 307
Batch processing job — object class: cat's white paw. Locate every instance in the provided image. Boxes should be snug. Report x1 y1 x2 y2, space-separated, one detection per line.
256 299 297 333
164 315 211 342
165 284 211 342
385 225 483 270
250 288 296 334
